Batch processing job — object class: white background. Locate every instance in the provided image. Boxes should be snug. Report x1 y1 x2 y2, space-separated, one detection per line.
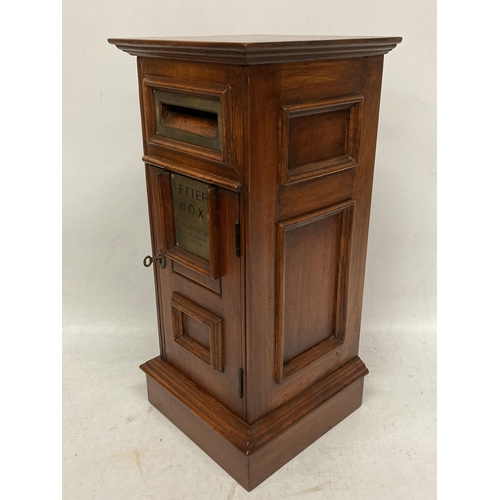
61 1 436 498
61 1 435 498
62 1 436 340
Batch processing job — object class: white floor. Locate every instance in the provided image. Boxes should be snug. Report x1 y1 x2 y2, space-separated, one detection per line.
63 324 436 500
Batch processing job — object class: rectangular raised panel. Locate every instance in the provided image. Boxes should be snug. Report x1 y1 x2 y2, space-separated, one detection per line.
171 293 224 372
280 95 363 184
283 215 340 361
275 200 355 382
182 314 211 350
289 108 349 167
143 76 232 165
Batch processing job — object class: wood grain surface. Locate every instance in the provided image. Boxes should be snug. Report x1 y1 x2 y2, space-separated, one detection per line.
111 34 401 491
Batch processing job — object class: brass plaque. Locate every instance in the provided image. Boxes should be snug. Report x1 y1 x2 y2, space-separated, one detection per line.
171 174 210 261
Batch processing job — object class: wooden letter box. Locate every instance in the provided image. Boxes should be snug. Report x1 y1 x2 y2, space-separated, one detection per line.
108 35 401 491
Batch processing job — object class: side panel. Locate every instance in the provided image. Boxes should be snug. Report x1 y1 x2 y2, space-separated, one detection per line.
245 56 384 422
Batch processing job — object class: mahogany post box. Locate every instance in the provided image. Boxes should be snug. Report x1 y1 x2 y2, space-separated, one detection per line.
108 35 401 491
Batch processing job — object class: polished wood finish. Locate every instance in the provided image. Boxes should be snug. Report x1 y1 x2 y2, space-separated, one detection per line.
143 76 232 165
243 56 382 423
144 163 243 414
280 94 363 184
109 35 401 491
171 292 224 372
141 355 368 490
109 35 402 65
275 200 355 382
142 153 242 192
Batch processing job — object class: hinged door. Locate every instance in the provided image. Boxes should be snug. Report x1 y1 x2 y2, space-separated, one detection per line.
145 164 244 416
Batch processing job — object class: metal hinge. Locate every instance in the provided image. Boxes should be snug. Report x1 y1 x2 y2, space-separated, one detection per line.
235 221 241 257
238 368 244 398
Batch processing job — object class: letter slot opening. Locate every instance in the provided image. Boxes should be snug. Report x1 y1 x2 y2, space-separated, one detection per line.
161 105 218 138
154 90 222 151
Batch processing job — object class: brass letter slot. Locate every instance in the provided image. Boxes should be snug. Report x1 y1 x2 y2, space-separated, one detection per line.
154 90 222 151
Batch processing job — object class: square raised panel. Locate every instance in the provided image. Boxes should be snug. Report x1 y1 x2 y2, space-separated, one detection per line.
280 95 363 184
275 200 355 382
171 293 224 372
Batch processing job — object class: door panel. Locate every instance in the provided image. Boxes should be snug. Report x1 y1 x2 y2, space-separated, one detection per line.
145 164 243 416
